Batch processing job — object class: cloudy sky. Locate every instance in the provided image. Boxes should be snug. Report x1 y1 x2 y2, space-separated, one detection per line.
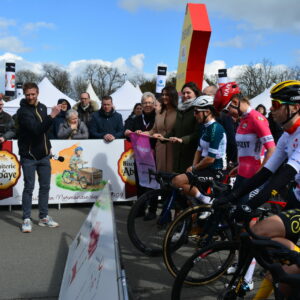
0 0 299 89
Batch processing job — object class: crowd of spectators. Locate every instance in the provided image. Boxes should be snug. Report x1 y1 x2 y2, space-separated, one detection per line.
0 83 282 175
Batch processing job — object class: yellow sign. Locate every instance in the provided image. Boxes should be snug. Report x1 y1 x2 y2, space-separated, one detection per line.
0 150 21 189
176 7 193 91
118 149 135 185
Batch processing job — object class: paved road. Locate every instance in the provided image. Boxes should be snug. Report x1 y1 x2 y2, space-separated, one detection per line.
0 202 266 300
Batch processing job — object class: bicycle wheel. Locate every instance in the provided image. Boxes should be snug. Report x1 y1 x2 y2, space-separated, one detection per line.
127 188 184 256
171 241 239 300
62 170 72 184
163 205 232 279
79 176 88 189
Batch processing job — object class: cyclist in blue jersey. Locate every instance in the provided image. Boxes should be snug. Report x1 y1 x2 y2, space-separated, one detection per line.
172 95 227 204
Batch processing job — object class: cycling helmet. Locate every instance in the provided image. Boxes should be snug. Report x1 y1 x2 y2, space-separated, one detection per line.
214 82 241 112
270 80 300 102
193 95 214 110
75 146 83 152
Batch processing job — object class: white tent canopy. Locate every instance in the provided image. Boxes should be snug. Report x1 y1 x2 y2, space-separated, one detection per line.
3 77 76 116
250 85 275 113
86 82 100 102
110 80 143 121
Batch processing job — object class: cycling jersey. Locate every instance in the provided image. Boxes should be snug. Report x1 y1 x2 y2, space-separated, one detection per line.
265 125 300 202
236 108 275 178
197 119 227 170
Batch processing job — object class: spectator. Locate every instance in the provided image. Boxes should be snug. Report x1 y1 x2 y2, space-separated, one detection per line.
125 92 157 201
124 103 142 130
49 98 71 139
202 85 218 96
57 109 89 139
255 104 267 116
165 82 202 173
17 82 61 233
0 98 15 147
267 112 283 144
73 92 98 124
147 86 178 172
89 95 124 142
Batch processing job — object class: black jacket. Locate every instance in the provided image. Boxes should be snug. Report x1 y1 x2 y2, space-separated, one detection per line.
89 109 124 139
17 99 53 160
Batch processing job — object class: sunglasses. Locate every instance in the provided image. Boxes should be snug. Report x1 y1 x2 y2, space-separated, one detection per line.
271 99 294 110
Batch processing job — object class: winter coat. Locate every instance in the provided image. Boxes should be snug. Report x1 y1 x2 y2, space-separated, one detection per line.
0 110 15 140
165 107 200 173
57 119 89 139
73 100 99 124
126 110 156 149
148 108 177 172
89 109 124 139
17 99 53 160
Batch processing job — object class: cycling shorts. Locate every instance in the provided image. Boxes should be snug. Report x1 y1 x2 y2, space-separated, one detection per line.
278 208 300 244
186 169 224 194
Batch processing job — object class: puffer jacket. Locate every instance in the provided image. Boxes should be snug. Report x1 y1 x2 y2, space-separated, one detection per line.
73 100 99 124
17 99 53 160
0 111 15 140
89 109 124 139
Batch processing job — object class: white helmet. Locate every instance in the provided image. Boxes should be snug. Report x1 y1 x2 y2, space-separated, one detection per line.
193 95 214 110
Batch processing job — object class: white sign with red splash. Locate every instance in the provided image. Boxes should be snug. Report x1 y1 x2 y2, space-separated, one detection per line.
59 185 127 300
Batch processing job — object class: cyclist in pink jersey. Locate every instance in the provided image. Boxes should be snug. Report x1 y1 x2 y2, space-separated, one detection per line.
214 82 276 202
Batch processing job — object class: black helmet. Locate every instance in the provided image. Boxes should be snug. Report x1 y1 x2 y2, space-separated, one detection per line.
270 80 300 103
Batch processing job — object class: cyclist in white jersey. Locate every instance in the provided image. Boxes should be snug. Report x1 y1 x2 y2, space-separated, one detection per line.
213 81 300 296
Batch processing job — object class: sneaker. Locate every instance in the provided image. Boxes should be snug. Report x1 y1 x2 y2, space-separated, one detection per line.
198 211 212 220
241 280 254 291
38 215 59 227
143 212 156 221
226 263 237 275
22 218 32 233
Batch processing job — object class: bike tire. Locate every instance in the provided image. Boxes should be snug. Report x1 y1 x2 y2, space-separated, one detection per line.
171 241 239 300
127 188 184 256
163 205 233 279
62 170 72 184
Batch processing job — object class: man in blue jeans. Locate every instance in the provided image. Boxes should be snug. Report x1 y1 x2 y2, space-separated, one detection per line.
17 82 62 233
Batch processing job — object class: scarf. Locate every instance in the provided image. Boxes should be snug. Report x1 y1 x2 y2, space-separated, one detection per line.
177 98 195 111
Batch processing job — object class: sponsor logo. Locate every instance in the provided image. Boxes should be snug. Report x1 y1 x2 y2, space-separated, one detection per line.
242 122 248 128
0 151 21 189
236 141 250 148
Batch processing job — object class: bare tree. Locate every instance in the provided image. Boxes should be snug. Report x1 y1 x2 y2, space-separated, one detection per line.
72 76 88 100
16 70 41 85
42 64 71 95
83 64 124 98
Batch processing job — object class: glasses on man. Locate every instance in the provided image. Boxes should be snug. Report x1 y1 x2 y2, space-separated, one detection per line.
271 99 294 110
142 102 154 106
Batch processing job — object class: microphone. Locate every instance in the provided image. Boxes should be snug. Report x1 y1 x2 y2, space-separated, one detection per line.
50 154 65 162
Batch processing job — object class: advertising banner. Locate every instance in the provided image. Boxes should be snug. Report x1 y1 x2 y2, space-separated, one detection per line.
0 139 137 204
59 185 128 300
5 62 16 97
130 133 159 189
155 65 167 94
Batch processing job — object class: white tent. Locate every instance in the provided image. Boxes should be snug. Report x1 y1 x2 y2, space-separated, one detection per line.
3 77 76 116
110 80 143 121
86 82 100 102
250 85 275 113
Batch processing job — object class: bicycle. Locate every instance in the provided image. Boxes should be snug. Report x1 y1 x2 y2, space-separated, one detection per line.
171 205 299 299
62 161 88 189
126 169 225 256
163 180 233 280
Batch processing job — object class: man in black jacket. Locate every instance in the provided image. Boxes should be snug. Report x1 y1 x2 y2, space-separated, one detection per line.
0 99 15 148
17 82 61 233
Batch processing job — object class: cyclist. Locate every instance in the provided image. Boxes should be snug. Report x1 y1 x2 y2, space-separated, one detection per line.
69 146 85 171
214 80 300 297
214 82 276 203
172 95 227 204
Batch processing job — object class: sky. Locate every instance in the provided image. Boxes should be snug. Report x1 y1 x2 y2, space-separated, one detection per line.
0 0 299 89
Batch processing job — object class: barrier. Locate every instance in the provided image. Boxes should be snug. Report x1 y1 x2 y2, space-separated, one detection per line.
59 184 128 300
0 139 137 204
